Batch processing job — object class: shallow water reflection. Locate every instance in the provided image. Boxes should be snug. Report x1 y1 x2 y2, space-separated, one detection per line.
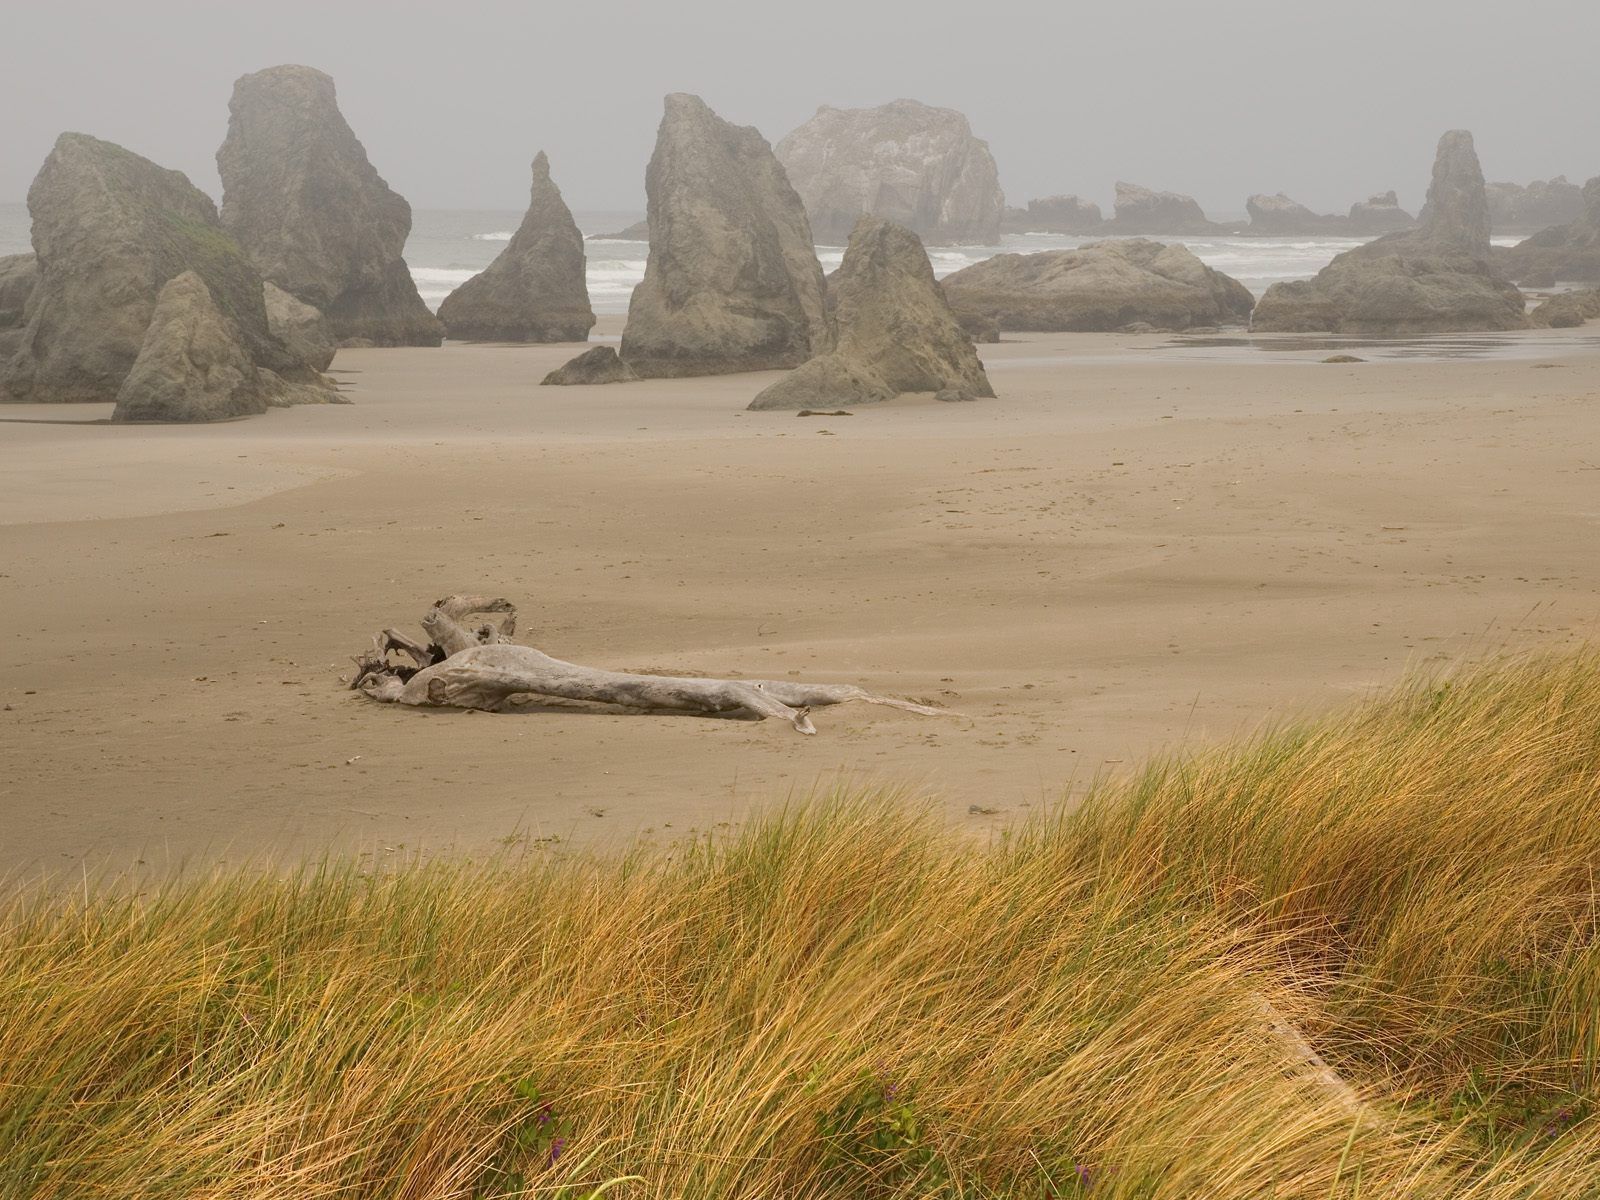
1153 331 1600 362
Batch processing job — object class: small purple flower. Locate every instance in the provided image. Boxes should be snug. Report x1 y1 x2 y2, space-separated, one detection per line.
547 1136 567 1166
535 1103 554 1127
1075 1162 1092 1189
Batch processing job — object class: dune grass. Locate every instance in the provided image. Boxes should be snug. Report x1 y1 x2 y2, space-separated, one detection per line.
3 652 1600 1197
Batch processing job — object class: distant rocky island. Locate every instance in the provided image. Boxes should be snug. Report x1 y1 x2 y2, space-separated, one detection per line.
1002 185 1418 238
1004 177 1586 240
774 100 1005 245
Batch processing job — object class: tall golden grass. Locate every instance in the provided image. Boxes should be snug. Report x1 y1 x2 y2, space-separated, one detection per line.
3 652 1599 1198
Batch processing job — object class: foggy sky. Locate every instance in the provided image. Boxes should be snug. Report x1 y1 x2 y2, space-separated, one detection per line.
2 0 1596 219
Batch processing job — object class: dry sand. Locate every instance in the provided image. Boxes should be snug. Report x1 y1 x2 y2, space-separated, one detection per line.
4 319 1600 875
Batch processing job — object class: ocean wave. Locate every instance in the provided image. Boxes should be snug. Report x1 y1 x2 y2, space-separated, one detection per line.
410 267 479 306
413 228 1385 313
473 231 514 241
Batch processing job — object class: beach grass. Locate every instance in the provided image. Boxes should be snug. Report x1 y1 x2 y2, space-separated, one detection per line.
3 652 1599 1197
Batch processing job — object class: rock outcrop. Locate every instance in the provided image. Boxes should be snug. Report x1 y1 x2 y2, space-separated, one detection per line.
541 345 637 385
605 93 831 379
1251 131 1527 335
1486 177 1586 232
1 133 317 405
263 282 336 371
1106 183 1226 235
775 100 1004 244
1245 193 1345 235
748 218 992 410
1529 289 1600 328
438 153 595 343
1498 177 1600 285
0 253 36 361
217 64 442 347
951 308 1001 343
1345 191 1417 235
111 271 271 422
589 219 649 242
941 238 1254 332
1002 195 1104 234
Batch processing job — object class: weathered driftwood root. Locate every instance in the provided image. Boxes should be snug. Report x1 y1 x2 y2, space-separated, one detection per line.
1254 995 1370 1125
350 595 951 735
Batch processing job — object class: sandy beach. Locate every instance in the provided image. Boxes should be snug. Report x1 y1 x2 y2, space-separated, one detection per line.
3 319 1599 874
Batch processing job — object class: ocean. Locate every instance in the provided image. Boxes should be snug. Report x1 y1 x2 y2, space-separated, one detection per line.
406 209 1403 313
0 203 1527 316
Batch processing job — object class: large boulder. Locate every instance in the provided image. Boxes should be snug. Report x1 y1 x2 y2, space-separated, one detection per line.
1 133 311 404
112 272 269 423
217 64 442 347
1002 195 1104 234
1106 183 1226 235
609 93 831 379
775 99 1005 245
1498 177 1600 285
1346 191 1417 235
541 345 636 385
263 282 335 371
1485 176 1586 232
940 238 1255 332
438 152 595 343
748 218 993 410
1252 131 1527 334
1245 193 1344 235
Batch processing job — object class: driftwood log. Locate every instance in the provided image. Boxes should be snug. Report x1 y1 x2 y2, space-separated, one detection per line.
349 595 950 735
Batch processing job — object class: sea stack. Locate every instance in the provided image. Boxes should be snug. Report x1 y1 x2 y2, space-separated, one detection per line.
1106 183 1226 235
1498 176 1600 285
775 100 1005 245
1245 194 1344 235
217 64 442 347
1002 195 1104 235
941 239 1254 332
604 93 830 379
1 133 319 405
438 153 595 343
748 217 993 410
1345 191 1417 235
1251 131 1527 335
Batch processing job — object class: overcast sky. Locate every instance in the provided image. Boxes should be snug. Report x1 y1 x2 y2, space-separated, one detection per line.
2 0 1595 218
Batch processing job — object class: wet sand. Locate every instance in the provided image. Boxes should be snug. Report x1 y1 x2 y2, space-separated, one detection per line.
4 320 1599 875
